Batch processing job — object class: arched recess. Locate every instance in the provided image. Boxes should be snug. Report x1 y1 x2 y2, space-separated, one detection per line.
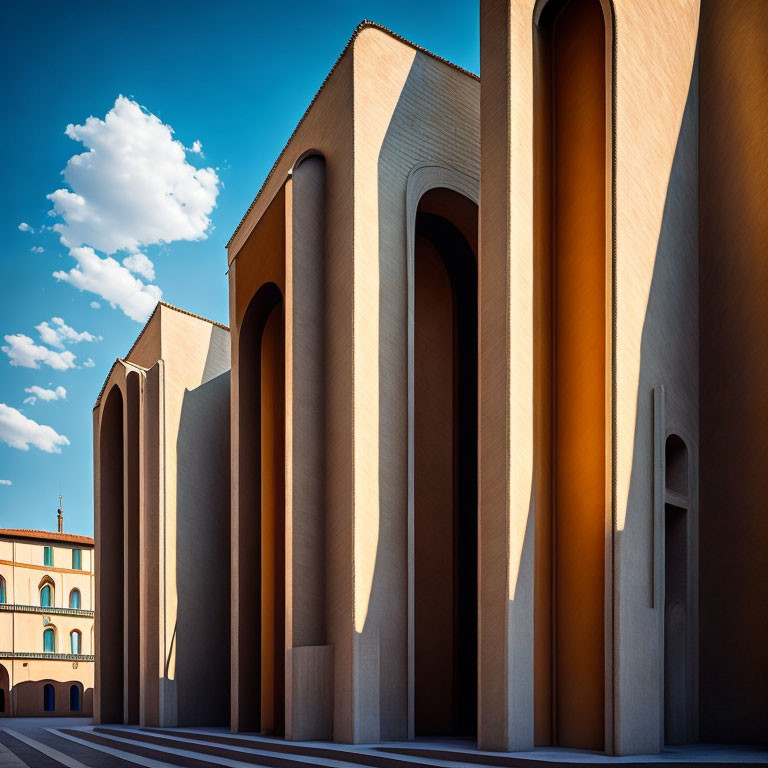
0 663 8 715
664 433 695 745
43 683 55 712
408 182 478 738
69 589 81 609
533 0 614 751
238 281 285 736
0 575 6 604
124 370 141 724
70 684 82 712
98 383 125 723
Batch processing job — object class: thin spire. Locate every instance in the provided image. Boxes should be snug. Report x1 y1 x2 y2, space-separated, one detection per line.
57 493 63 534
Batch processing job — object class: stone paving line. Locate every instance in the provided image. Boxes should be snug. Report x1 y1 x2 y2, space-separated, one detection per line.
0 721 766 768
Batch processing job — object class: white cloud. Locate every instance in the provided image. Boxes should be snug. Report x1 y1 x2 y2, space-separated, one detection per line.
53 246 161 322
2 335 76 371
18 222 34 233
0 479 11 486
90 301 101 309
23 385 67 406
122 252 155 281
190 139 203 155
36 316 100 348
30 246 44 254
0 403 70 453
47 96 219 254
83 357 95 367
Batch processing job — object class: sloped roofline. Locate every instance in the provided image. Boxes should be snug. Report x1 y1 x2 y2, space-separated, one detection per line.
93 301 229 408
225 20 479 250
0 528 94 546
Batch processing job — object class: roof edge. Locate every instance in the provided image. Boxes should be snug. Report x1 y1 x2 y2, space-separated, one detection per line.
225 20 479 251
0 529 94 546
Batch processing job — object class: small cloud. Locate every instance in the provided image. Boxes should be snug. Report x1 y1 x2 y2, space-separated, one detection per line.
18 222 34 233
53 246 161 323
90 301 101 309
122 252 155 281
83 357 95 368
190 139 203 155
0 403 70 453
35 317 100 348
24 385 67 404
30 246 44 254
0 479 11 486
2 334 77 371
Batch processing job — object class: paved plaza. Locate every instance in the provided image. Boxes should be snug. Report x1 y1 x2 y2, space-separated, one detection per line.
0 718 766 768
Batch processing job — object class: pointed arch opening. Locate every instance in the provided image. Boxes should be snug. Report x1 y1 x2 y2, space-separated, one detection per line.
39 576 55 609
534 0 613 751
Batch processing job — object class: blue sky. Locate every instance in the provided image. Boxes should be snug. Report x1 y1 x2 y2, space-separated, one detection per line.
0 1 479 536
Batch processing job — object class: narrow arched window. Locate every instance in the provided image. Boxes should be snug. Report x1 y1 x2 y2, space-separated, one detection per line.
0 575 6 604
40 583 52 608
69 589 81 609
43 683 55 712
69 684 80 712
70 630 81 655
43 627 55 653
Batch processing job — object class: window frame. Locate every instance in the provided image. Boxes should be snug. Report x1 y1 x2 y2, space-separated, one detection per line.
43 627 56 653
43 546 53 567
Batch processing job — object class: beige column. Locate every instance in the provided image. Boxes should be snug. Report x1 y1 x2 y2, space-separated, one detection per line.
478 0 535 752
284 156 333 741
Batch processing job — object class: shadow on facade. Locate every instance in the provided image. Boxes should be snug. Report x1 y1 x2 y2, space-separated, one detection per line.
173 345 231 726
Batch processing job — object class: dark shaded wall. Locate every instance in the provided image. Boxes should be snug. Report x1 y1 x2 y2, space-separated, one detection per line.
176 370 231 726
699 0 768 744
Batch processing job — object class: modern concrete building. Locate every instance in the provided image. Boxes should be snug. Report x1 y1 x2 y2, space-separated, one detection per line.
93 0 768 757
93 301 231 727
0 524 94 716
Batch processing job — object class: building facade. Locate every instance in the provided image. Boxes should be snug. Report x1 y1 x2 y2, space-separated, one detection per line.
94 0 768 756
93 301 231 728
0 527 94 716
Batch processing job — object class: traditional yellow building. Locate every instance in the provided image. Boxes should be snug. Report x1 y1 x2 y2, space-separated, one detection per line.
94 0 768 757
0 523 94 716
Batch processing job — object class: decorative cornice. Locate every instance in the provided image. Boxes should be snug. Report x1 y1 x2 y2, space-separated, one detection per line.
0 604 94 619
0 652 94 662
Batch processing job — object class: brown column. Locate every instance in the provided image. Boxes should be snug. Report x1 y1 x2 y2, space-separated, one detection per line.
699 0 768 745
260 302 285 735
